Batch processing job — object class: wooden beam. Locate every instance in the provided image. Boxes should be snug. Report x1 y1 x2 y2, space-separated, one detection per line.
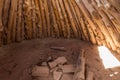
73 49 85 80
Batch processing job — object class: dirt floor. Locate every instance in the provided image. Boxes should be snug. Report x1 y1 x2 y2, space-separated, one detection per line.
0 38 120 80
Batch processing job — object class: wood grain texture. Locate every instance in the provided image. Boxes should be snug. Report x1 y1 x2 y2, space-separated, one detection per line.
0 0 120 53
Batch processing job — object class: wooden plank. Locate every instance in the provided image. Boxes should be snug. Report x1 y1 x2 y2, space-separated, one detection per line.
73 49 85 80
86 71 94 80
32 66 49 77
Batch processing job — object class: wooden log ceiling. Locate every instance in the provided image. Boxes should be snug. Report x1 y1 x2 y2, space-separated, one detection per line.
0 0 120 53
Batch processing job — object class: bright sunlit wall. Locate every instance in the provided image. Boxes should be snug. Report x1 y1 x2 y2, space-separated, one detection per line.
98 46 120 69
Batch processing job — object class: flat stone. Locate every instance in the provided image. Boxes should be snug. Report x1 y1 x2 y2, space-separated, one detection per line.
47 56 53 62
53 71 63 80
62 65 75 73
50 67 58 73
48 57 67 69
37 76 53 80
61 74 73 80
41 62 47 66
58 64 63 69
48 61 57 69
54 57 67 65
32 66 49 77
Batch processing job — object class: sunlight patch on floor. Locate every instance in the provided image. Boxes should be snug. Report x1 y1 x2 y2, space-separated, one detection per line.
98 46 120 69
109 72 119 77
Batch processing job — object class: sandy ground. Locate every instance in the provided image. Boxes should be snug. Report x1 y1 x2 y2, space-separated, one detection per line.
0 38 120 80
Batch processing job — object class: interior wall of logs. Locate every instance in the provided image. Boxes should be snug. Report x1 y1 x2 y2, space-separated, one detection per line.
0 0 120 53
